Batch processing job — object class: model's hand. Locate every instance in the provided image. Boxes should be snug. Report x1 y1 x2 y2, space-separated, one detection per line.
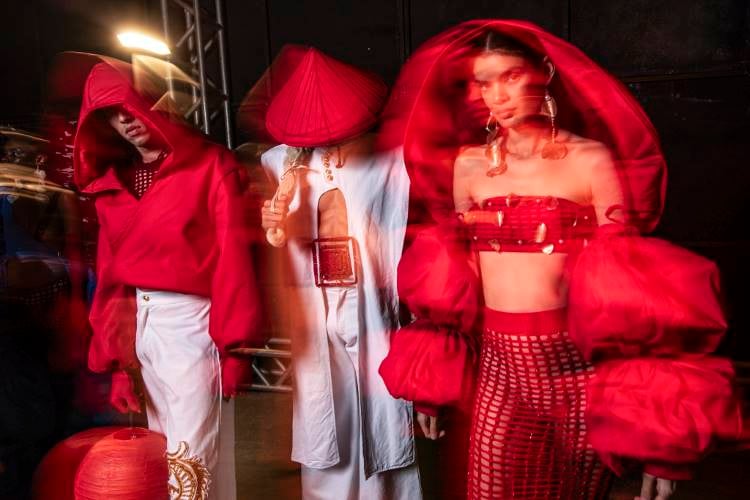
417 411 445 440
636 473 676 500
261 195 289 230
110 370 141 414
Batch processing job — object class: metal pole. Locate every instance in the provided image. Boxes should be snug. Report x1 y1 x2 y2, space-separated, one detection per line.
192 0 211 134
396 0 411 63
160 0 170 44
184 9 201 126
215 0 233 148
160 0 176 106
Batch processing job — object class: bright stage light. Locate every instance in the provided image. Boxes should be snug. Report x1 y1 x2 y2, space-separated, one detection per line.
117 31 171 56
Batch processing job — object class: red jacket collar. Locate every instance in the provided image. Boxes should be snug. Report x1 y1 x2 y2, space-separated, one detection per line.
80 165 124 194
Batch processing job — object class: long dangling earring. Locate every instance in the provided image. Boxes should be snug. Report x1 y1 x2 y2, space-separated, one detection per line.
541 90 568 160
485 113 498 134
485 113 507 176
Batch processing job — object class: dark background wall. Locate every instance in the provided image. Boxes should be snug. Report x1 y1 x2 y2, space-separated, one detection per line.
2 0 749 357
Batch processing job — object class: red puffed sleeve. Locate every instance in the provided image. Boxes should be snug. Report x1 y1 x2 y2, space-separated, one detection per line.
209 157 264 395
379 222 481 414
586 357 743 480
567 226 744 478
88 225 137 373
568 228 726 360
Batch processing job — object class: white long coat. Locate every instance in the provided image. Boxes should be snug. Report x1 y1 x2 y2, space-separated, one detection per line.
260 142 415 476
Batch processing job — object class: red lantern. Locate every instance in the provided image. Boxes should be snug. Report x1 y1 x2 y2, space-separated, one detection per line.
32 427 167 500
74 427 168 499
32 427 121 500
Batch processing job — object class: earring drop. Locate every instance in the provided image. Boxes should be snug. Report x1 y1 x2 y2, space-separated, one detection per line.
541 91 567 160
485 113 507 176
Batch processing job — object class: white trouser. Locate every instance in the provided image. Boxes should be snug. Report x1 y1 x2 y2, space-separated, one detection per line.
301 287 422 500
135 289 236 500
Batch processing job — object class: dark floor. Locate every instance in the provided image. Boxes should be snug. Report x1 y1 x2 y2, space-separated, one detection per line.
235 392 750 500
235 392 300 499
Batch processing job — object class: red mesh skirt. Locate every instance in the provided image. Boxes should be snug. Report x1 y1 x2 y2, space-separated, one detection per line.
468 308 612 499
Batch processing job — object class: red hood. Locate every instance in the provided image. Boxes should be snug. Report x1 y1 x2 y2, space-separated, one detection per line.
70 55 205 191
379 20 667 233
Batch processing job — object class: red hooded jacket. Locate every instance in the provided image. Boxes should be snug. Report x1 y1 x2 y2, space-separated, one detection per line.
73 61 262 388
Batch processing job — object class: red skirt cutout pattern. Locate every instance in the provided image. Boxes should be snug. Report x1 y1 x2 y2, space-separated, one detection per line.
469 308 612 499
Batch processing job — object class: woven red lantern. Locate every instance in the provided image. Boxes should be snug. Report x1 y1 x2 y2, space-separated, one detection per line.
31 427 167 500
74 427 168 499
32 426 122 500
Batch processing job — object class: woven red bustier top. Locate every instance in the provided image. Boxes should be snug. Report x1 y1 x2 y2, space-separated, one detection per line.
462 195 597 254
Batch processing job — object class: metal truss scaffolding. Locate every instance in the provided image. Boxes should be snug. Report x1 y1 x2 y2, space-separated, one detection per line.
234 339 293 393
160 0 233 148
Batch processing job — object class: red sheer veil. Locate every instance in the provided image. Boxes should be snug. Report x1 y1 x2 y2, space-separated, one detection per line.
379 20 666 232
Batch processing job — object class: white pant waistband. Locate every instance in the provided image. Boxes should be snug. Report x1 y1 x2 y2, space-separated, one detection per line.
136 288 210 307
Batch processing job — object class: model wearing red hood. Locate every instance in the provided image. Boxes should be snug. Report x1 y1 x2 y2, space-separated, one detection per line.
378 20 742 500
72 57 261 499
74 60 261 381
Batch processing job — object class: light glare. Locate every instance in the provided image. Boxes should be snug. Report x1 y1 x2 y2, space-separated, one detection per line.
117 31 171 56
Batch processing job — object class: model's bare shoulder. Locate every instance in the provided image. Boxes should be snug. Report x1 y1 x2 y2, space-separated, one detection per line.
562 132 611 159
454 145 487 173
561 132 614 174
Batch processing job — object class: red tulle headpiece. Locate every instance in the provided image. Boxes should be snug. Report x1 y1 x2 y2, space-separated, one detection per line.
379 20 667 232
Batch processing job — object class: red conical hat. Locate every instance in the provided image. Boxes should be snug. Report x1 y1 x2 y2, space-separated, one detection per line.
237 45 309 143
265 46 388 147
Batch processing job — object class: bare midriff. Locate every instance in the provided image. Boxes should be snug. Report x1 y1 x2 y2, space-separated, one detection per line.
478 251 569 312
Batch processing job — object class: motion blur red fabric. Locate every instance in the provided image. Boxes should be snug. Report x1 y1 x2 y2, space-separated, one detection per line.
397 224 481 333
72 59 263 388
379 20 666 232
380 320 477 413
263 46 388 147
379 224 481 413
567 229 741 479
568 232 727 360
586 357 743 479
377 19 742 484
379 19 666 418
